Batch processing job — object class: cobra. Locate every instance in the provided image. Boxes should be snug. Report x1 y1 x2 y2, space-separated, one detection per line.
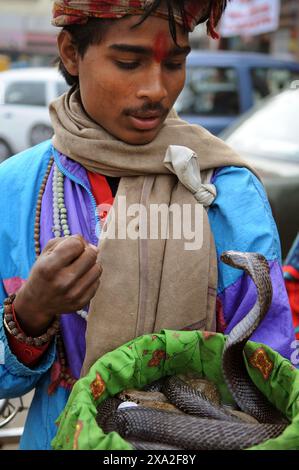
96 251 288 450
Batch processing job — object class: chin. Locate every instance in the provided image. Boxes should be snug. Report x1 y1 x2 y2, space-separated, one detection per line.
123 129 161 146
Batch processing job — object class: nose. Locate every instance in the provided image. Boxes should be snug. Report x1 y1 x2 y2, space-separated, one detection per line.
136 64 168 103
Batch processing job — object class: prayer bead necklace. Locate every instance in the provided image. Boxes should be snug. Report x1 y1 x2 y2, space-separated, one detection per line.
35 159 88 320
52 163 71 238
34 157 79 389
34 157 53 257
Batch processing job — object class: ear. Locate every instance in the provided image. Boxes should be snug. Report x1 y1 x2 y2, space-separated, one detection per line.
57 30 79 77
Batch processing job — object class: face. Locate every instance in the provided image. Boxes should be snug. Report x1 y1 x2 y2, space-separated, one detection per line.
59 15 190 145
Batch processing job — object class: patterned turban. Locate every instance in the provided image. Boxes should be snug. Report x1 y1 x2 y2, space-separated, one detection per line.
52 1 228 38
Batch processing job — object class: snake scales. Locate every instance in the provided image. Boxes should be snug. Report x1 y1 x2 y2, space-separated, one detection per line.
96 251 288 449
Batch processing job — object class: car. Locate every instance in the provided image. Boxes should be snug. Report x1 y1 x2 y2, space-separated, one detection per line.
220 87 299 259
0 67 69 162
175 51 299 136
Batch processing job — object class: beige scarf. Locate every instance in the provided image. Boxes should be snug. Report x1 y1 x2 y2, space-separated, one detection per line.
50 89 252 376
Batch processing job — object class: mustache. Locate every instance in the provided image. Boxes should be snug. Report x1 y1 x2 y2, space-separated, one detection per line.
124 102 169 116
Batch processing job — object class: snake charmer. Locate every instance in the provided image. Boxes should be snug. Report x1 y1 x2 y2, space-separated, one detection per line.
0 0 295 450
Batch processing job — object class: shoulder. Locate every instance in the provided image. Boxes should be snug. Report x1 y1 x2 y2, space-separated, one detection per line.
212 165 269 204
0 140 53 196
0 141 53 279
208 166 281 291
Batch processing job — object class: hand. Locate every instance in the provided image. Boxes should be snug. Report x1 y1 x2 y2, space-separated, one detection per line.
14 235 102 336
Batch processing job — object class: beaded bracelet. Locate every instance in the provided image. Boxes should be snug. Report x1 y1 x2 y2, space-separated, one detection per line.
3 294 60 347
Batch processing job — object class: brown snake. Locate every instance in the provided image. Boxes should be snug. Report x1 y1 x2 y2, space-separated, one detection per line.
97 251 288 449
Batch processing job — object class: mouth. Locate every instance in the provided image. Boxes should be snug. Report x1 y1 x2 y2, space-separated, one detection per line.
128 112 164 131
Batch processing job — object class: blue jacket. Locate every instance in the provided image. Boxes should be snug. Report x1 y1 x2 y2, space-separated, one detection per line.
0 140 294 449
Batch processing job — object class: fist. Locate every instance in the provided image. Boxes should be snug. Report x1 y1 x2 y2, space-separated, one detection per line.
14 235 102 334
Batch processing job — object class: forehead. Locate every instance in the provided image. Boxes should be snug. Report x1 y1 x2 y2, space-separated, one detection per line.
101 15 189 49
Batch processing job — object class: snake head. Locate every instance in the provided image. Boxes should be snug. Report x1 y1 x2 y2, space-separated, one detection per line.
220 250 269 275
220 250 272 319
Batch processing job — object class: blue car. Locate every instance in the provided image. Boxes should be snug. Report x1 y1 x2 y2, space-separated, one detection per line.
175 51 299 135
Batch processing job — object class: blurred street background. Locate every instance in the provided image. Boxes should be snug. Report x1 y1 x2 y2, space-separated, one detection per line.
0 0 299 451
0 0 298 69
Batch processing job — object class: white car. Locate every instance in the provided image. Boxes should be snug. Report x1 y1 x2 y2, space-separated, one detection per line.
0 67 69 162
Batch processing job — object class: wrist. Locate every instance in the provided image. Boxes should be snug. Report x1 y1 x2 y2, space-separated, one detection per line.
13 290 56 337
3 294 59 346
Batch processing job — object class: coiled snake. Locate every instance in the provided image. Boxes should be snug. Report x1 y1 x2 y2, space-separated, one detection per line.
97 251 288 449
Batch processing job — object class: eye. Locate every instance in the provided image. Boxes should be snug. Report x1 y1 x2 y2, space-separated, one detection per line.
115 61 140 70
164 61 184 71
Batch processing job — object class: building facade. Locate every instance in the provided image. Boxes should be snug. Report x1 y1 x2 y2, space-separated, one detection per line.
0 0 56 66
218 0 299 60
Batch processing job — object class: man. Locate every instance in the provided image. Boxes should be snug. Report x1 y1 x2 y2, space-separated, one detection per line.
0 0 294 450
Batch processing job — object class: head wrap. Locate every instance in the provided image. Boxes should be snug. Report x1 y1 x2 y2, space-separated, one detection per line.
52 0 227 38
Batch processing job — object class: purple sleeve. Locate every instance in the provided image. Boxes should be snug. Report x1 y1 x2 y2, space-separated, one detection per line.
217 260 295 362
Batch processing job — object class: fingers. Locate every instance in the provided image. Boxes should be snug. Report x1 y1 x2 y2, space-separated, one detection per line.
65 265 102 310
33 234 101 315
73 263 102 298
65 245 100 282
79 278 101 308
40 237 63 254
44 235 88 269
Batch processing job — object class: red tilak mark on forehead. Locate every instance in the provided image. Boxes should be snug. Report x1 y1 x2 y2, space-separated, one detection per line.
153 32 169 62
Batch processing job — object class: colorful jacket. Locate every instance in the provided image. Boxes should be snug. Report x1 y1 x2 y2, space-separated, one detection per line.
0 140 294 450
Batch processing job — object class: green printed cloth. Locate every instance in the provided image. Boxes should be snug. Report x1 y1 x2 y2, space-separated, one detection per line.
51 330 299 450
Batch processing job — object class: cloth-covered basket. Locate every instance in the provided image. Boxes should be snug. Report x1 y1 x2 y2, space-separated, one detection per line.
51 330 299 450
